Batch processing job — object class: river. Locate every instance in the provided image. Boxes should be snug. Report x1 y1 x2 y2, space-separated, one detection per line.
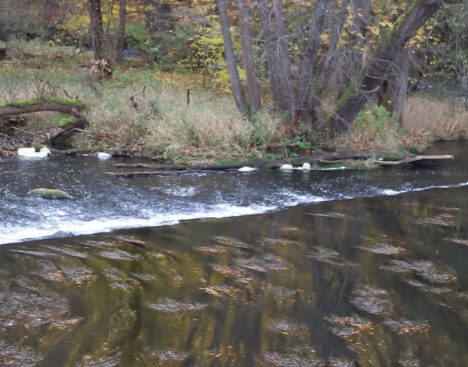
0 142 468 366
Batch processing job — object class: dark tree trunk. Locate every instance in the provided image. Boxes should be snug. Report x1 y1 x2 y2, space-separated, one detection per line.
87 0 105 60
271 0 294 114
307 0 349 112
218 0 247 115
391 49 411 126
329 0 449 132
257 0 283 109
295 0 328 118
114 0 127 64
236 0 262 111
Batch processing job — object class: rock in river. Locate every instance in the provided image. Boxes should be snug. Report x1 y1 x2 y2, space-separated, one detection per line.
27 188 75 200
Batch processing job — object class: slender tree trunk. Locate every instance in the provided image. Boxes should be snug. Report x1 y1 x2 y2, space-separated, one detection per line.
236 0 261 111
114 0 127 64
271 0 294 114
87 0 105 60
391 49 411 126
329 0 449 132
218 0 247 115
307 0 350 122
257 0 283 109
295 0 328 117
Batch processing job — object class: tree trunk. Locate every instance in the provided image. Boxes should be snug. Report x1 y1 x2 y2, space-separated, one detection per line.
257 0 283 109
271 0 294 114
218 0 247 115
114 0 127 64
87 0 105 60
307 0 350 123
236 0 261 111
329 0 449 132
295 0 328 118
386 48 411 126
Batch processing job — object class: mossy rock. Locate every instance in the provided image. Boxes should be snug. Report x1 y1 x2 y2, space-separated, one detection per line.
27 188 75 200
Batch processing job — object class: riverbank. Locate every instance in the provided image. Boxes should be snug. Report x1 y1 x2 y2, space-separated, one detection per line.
1 43 468 163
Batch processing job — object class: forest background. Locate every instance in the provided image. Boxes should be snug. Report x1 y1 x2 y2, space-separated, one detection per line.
1 0 468 163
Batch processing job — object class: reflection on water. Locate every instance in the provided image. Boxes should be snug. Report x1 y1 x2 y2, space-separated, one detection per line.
1 186 468 366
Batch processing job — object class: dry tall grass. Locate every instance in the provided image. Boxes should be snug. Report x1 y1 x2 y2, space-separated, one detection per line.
0 65 281 162
402 96 468 148
333 106 404 152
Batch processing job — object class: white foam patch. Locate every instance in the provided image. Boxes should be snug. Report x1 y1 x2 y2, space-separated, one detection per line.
0 203 276 245
380 181 468 197
2 182 468 246
280 190 327 207
162 186 198 197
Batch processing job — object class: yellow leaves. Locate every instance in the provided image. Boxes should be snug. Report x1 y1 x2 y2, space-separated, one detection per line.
367 26 380 37
379 20 393 29
320 33 330 44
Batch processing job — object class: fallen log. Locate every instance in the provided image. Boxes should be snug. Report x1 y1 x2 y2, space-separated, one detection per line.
0 97 88 152
106 153 454 177
106 170 200 177
115 163 188 170
0 98 86 118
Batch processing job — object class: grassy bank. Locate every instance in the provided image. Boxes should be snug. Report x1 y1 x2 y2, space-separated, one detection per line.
1 41 467 162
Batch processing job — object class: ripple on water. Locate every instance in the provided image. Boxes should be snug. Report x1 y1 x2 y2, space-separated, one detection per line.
350 286 393 316
236 254 290 273
99 249 142 261
146 299 208 313
357 242 406 255
382 259 456 284
308 247 355 267
0 340 42 367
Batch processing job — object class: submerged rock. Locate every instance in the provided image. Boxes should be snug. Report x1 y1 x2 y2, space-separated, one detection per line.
26 188 74 200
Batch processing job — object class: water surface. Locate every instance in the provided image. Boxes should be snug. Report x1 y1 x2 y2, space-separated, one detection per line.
0 143 468 366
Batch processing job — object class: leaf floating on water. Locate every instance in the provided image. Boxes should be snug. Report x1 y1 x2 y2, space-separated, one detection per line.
308 247 355 267
115 235 146 247
146 299 207 313
404 279 453 295
0 340 42 367
214 236 250 249
49 317 84 330
99 249 142 262
415 214 456 227
325 314 374 337
155 350 191 362
357 243 406 255
384 319 430 335
267 320 309 336
261 238 303 247
210 264 243 278
195 246 227 254
350 286 393 316
81 352 121 367
382 259 456 284
306 212 346 219
262 351 324 367
444 238 468 247
236 254 289 273
279 226 301 233
200 285 240 297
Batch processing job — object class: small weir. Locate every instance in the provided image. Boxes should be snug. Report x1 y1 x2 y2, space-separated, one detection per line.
0 142 467 365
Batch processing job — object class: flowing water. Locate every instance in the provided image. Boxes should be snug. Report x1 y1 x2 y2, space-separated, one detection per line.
1 143 468 366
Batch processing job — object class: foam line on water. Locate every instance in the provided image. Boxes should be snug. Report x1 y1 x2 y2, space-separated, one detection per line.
0 203 276 245
1 181 468 245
